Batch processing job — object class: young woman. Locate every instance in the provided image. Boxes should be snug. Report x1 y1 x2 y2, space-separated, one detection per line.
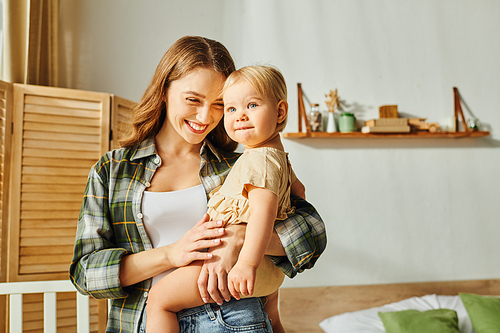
70 36 326 333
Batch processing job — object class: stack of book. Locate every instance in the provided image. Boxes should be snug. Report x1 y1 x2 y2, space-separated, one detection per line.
361 118 411 133
362 105 411 133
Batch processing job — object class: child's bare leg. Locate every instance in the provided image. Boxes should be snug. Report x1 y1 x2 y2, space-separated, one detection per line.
264 290 286 333
146 261 206 333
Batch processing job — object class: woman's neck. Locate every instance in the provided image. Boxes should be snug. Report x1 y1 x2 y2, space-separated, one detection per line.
154 125 203 158
149 127 203 192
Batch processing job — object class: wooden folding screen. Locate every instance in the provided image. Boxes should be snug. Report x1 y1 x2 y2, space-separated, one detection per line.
0 83 135 332
110 95 135 150
1 83 134 332
0 81 13 333
9 84 110 282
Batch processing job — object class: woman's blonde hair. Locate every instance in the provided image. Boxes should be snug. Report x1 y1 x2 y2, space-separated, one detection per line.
222 65 288 132
121 36 238 151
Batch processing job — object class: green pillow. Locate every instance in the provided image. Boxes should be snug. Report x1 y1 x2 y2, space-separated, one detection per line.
378 309 459 333
459 292 500 333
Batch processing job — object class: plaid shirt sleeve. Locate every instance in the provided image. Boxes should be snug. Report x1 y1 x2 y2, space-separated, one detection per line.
69 155 129 299
270 195 327 278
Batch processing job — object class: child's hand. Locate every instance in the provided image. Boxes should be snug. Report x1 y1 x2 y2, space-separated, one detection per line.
227 262 256 300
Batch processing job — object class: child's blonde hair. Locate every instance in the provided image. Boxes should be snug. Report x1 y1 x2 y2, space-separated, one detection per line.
223 65 288 132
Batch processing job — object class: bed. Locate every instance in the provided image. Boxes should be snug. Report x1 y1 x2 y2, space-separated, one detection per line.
279 278 500 333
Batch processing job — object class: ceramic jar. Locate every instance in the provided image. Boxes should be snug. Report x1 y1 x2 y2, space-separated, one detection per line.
338 113 356 132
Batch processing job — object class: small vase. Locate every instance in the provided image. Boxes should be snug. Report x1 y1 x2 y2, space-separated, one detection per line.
326 112 337 133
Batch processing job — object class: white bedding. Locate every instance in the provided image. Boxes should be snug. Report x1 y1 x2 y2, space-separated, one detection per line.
319 294 474 333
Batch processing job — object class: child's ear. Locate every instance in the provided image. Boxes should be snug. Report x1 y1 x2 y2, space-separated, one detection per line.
277 100 288 123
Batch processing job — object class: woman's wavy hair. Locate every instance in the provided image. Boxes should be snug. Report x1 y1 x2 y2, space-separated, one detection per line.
120 36 237 151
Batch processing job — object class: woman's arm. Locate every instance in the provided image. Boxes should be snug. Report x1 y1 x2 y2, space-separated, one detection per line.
270 195 327 278
70 156 225 298
70 161 129 299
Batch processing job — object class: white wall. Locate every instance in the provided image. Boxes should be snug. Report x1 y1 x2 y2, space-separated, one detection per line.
59 0 500 288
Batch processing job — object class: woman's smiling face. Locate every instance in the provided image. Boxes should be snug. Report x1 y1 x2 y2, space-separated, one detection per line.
164 67 226 145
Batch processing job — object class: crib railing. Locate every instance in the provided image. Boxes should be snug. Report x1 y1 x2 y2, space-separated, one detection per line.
0 280 90 333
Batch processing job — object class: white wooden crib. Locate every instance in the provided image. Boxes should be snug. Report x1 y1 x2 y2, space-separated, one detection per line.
0 280 90 333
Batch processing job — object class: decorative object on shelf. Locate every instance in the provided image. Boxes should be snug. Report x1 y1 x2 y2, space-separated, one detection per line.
338 112 356 132
379 105 399 118
362 118 411 133
440 116 457 132
407 118 440 133
363 105 409 133
364 105 440 133
468 118 479 131
325 89 339 133
326 112 336 133
325 89 339 112
309 103 322 132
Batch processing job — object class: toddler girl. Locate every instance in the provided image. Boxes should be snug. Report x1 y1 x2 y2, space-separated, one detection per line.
146 65 305 333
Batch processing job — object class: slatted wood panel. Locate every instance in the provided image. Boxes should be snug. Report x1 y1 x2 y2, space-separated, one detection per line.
0 81 13 333
110 95 135 150
0 81 13 281
9 84 110 332
21 293 100 333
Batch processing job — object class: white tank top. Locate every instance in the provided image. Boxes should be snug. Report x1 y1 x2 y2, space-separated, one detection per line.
142 184 207 285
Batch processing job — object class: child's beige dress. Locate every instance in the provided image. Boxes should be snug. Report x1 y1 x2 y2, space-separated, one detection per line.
207 147 296 297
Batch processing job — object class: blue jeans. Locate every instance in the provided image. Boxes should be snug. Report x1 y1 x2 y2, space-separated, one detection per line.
140 297 272 333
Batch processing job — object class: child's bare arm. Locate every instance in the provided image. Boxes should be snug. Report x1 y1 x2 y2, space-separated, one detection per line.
291 179 306 199
227 185 278 299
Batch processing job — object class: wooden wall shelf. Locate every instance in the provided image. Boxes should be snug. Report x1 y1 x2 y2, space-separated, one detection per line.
282 131 490 139
289 84 491 140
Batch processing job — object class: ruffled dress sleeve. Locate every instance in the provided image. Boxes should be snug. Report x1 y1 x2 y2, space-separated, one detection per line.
207 148 295 225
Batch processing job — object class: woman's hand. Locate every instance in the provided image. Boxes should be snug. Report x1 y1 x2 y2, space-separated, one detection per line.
196 223 286 304
166 213 225 268
197 223 245 305
120 213 225 287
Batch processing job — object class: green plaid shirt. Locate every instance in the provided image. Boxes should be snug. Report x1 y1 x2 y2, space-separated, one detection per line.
69 137 326 333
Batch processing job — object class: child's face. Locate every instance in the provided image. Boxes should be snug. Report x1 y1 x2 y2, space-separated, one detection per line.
223 80 279 148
